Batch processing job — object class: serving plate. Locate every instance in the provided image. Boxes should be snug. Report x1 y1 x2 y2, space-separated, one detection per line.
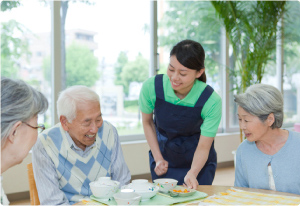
169 186 196 197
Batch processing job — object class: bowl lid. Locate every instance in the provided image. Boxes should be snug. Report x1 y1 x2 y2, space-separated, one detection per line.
125 182 156 192
113 191 141 200
92 177 120 187
153 178 178 184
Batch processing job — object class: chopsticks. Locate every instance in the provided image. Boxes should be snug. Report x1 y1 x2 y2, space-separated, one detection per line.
157 192 173 198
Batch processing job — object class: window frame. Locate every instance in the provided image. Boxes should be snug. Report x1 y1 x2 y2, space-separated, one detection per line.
50 1 293 140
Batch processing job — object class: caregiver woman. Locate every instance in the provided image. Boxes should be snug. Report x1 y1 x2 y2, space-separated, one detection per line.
139 40 222 189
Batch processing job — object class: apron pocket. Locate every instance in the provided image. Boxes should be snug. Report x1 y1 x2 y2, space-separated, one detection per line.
164 136 199 168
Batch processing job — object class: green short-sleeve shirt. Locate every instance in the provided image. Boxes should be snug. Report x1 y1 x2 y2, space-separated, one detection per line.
139 74 222 137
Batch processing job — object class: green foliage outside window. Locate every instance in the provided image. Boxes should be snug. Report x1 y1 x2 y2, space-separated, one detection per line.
42 42 99 87
1 20 31 78
159 1 221 81
114 52 148 96
114 51 128 86
283 2 300 90
65 43 99 87
1 1 20 11
1 1 30 79
211 1 287 93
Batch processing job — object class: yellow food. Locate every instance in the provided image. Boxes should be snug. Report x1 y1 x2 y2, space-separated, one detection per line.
172 189 190 193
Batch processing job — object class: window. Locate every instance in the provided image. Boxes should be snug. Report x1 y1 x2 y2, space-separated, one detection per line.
157 1 223 131
2 1 299 140
282 1 300 126
1 0 52 128
64 1 150 136
223 1 300 131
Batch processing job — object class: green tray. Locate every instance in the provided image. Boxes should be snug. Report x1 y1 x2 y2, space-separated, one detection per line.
90 189 207 205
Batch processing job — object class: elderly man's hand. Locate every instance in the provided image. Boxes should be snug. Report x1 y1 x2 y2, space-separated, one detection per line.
154 159 168 176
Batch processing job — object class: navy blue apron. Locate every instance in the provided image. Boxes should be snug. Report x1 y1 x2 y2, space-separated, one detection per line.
149 74 217 185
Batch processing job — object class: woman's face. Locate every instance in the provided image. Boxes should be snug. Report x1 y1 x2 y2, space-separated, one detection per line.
14 115 39 164
167 55 203 96
237 106 270 142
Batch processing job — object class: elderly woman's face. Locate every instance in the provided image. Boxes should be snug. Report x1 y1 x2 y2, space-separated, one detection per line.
237 106 270 142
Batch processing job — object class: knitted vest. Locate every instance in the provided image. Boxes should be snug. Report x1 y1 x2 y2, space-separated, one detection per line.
39 121 114 203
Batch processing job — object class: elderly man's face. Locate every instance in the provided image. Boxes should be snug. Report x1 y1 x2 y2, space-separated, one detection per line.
64 101 103 150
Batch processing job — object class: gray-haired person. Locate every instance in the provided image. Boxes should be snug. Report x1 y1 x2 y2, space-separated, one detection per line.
32 85 130 205
1 77 48 205
234 83 300 195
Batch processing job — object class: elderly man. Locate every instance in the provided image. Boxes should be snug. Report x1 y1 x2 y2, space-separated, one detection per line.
32 85 131 205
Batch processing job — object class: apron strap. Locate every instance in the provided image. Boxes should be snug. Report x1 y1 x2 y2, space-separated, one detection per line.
195 85 214 107
155 74 164 100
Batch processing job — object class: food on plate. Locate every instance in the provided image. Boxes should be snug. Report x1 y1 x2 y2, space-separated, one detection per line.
172 189 190 193
169 186 197 197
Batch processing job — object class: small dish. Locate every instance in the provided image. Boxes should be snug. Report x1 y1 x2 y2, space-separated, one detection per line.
123 179 159 201
130 179 154 191
153 178 178 193
169 186 196 197
89 177 120 200
113 191 141 205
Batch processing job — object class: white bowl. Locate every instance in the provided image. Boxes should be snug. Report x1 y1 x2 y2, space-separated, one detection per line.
130 179 154 191
153 178 178 193
135 186 159 201
97 176 113 182
89 178 120 200
113 191 141 205
123 179 159 201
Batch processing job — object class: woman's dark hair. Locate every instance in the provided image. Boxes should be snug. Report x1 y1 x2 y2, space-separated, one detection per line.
170 39 206 83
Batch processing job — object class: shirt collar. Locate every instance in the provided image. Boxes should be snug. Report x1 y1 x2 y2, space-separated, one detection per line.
65 131 96 152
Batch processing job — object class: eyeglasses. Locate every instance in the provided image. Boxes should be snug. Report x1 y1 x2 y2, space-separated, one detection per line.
23 122 45 133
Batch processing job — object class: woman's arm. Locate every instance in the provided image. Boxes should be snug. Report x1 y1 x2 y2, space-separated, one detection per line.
141 112 168 176
184 135 214 189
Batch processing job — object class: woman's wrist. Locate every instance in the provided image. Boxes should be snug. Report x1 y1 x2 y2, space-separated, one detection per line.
188 168 200 176
153 153 164 163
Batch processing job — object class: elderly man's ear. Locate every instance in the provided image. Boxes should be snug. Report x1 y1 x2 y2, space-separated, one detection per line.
60 116 70 131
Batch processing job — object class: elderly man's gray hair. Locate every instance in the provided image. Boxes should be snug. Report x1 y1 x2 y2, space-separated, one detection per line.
57 85 100 122
234 84 284 129
1 77 48 145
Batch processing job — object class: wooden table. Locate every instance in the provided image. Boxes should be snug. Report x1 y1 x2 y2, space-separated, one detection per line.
76 185 300 205
197 185 300 197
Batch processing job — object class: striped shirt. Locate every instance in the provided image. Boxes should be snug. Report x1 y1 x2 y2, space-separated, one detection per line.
32 125 131 205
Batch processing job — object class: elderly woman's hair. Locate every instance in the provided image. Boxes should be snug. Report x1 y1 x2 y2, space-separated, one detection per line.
234 84 284 129
1 77 48 144
57 85 100 122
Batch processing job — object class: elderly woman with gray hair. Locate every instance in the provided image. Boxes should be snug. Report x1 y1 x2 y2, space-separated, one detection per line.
1 77 48 204
234 83 300 195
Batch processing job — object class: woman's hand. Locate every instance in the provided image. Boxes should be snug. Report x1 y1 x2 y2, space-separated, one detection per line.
142 112 168 177
184 135 214 188
154 159 169 176
184 170 199 189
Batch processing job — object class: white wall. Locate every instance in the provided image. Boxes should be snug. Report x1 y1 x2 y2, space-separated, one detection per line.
2 133 241 195
2 155 33 194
